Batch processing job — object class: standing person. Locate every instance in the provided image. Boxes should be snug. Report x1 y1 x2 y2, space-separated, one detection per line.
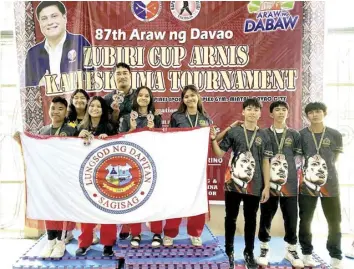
75 96 117 257
103 62 134 239
104 62 135 131
25 97 76 258
211 97 272 269
25 1 91 87
299 102 343 269
162 85 212 247
65 89 100 245
119 86 163 248
256 101 304 268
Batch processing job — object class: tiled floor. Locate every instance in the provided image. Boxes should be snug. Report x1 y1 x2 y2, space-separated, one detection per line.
1 235 353 269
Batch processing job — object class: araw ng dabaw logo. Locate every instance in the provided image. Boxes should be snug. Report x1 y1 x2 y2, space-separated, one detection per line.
131 1 162 22
79 141 156 214
244 1 299 33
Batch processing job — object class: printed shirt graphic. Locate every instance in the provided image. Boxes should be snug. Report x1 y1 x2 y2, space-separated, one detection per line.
219 126 273 196
266 127 301 197
300 127 343 197
169 111 212 127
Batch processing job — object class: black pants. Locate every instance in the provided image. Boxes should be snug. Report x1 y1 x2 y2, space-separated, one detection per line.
299 194 342 259
225 191 260 254
47 229 64 241
258 196 298 245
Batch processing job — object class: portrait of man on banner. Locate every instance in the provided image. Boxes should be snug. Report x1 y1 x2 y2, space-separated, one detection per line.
270 153 289 196
227 151 256 194
25 1 91 87
300 154 329 197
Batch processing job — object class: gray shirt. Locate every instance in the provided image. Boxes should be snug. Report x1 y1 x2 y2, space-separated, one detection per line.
38 123 77 136
219 126 273 196
266 127 301 197
300 127 343 197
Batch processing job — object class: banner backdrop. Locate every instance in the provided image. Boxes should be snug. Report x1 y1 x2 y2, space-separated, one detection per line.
17 1 303 203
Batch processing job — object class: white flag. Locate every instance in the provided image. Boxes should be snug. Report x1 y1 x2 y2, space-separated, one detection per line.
21 128 210 224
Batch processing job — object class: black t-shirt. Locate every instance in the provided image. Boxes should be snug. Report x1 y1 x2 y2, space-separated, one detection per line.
104 89 135 122
265 127 301 197
300 127 343 197
119 113 162 133
78 122 116 136
169 111 212 127
219 126 273 196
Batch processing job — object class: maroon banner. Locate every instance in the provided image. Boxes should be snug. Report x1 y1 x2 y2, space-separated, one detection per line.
22 1 302 203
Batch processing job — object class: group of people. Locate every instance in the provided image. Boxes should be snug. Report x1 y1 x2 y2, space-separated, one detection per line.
18 1 351 268
17 62 211 259
210 99 344 269
18 61 347 269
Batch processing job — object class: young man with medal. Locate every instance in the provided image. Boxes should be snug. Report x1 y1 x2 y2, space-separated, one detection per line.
211 98 273 269
163 85 212 247
38 96 77 258
299 102 343 269
256 101 304 268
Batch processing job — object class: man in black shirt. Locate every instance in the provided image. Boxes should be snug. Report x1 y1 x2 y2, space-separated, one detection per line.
299 102 343 269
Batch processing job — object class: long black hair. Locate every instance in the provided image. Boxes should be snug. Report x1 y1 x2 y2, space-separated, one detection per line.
132 86 156 114
67 89 90 122
78 96 109 130
177 85 207 116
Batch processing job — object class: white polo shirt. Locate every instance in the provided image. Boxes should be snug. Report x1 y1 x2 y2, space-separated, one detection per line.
44 32 67 83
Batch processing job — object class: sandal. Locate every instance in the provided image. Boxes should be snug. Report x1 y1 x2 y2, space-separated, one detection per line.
151 234 162 248
130 235 141 248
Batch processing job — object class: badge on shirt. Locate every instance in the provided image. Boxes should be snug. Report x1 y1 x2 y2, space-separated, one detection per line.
284 137 293 146
68 50 77 63
199 120 207 127
255 136 262 146
322 138 331 147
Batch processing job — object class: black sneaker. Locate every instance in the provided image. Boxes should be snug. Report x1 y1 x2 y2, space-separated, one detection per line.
119 232 130 240
103 245 114 257
75 247 90 256
244 252 257 269
226 251 235 269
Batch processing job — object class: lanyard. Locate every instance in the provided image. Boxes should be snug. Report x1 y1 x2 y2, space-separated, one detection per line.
310 126 326 154
50 124 63 135
272 126 287 154
186 113 199 127
243 125 258 151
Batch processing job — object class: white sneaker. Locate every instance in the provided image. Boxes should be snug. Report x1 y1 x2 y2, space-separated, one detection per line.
190 236 202 246
302 254 319 267
345 243 354 258
40 239 56 258
257 242 269 266
163 236 173 246
331 258 343 269
285 244 304 268
92 232 99 245
50 240 66 258
64 231 74 245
